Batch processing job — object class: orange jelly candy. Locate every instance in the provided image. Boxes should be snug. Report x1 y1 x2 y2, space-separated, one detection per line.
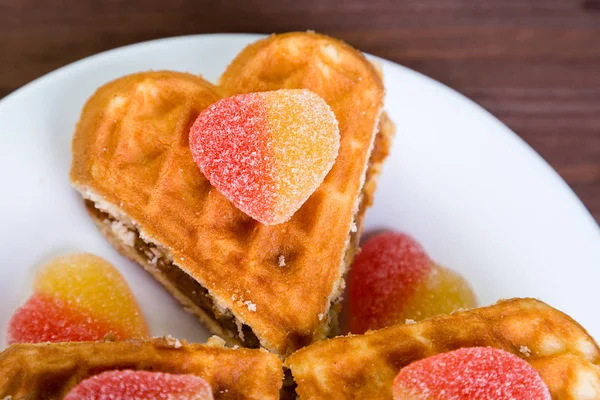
189 89 340 225
65 370 214 400
393 347 551 400
349 232 477 333
7 253 148 344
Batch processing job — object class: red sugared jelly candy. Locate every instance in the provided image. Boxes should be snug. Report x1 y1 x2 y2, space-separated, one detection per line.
8 293 121 344
64 370 214 400
7 253 148 344
348 232 476 333
392 347 551 400
189 89 340 225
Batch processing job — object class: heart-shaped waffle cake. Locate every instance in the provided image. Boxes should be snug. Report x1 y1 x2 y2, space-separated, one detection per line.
0 337 282 399
286 298 600 399
70 32 392 356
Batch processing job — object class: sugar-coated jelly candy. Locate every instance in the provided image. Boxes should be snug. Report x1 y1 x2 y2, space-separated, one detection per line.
7 253 148 344
349 232 476 333
64 370 214 400
189 89 340 225
392 347 551 400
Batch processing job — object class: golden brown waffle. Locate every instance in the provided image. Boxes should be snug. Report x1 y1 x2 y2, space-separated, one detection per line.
286 298 600 400
0 337 282 399
70 32 389 356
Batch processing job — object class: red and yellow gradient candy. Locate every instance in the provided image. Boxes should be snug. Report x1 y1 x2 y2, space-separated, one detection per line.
393 347 551 400
349 232 477 334
65 370 214 400
7 253 148 344
189 89 340 225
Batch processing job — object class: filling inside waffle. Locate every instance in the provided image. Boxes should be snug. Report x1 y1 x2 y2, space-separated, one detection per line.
86 201 261 348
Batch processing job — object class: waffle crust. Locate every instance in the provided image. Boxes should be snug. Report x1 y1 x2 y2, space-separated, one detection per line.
0 337 282 399
286 298 600 399
70 32 389 356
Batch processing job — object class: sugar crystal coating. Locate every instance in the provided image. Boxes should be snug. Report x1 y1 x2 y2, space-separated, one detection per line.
64 370 214 400
392 347 551 400
7 293 121 344
349 232 476 333
7 253 148 344
189 89 340 225
399 263 477 322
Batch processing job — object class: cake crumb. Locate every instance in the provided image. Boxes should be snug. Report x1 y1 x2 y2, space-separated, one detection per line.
165 334 183 348
110 220 135 247
278 255 286 267
318 313 324 321
405 319 416 325
519 345 532 357
244 300 257 312
232 345 239 350
235 320 245 341
350 222 358 233
206 336 226 347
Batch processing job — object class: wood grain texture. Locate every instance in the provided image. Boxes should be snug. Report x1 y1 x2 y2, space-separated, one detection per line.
1 0 599 222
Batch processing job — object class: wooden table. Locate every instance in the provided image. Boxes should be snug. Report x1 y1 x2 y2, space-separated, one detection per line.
2 0 599 222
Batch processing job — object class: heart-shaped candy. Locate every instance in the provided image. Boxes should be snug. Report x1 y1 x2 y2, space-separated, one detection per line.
392 347 551 400
189 89 340 225
64 370 213 400
349 232 477 333
7 253 148 344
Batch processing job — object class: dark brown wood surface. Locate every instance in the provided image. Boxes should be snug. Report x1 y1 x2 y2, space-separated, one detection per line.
1 0 599 222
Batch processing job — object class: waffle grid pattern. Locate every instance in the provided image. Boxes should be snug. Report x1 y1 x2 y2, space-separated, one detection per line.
286 298 600 399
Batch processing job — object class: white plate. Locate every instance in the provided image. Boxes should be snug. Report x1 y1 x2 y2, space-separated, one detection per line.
1 34 599 348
